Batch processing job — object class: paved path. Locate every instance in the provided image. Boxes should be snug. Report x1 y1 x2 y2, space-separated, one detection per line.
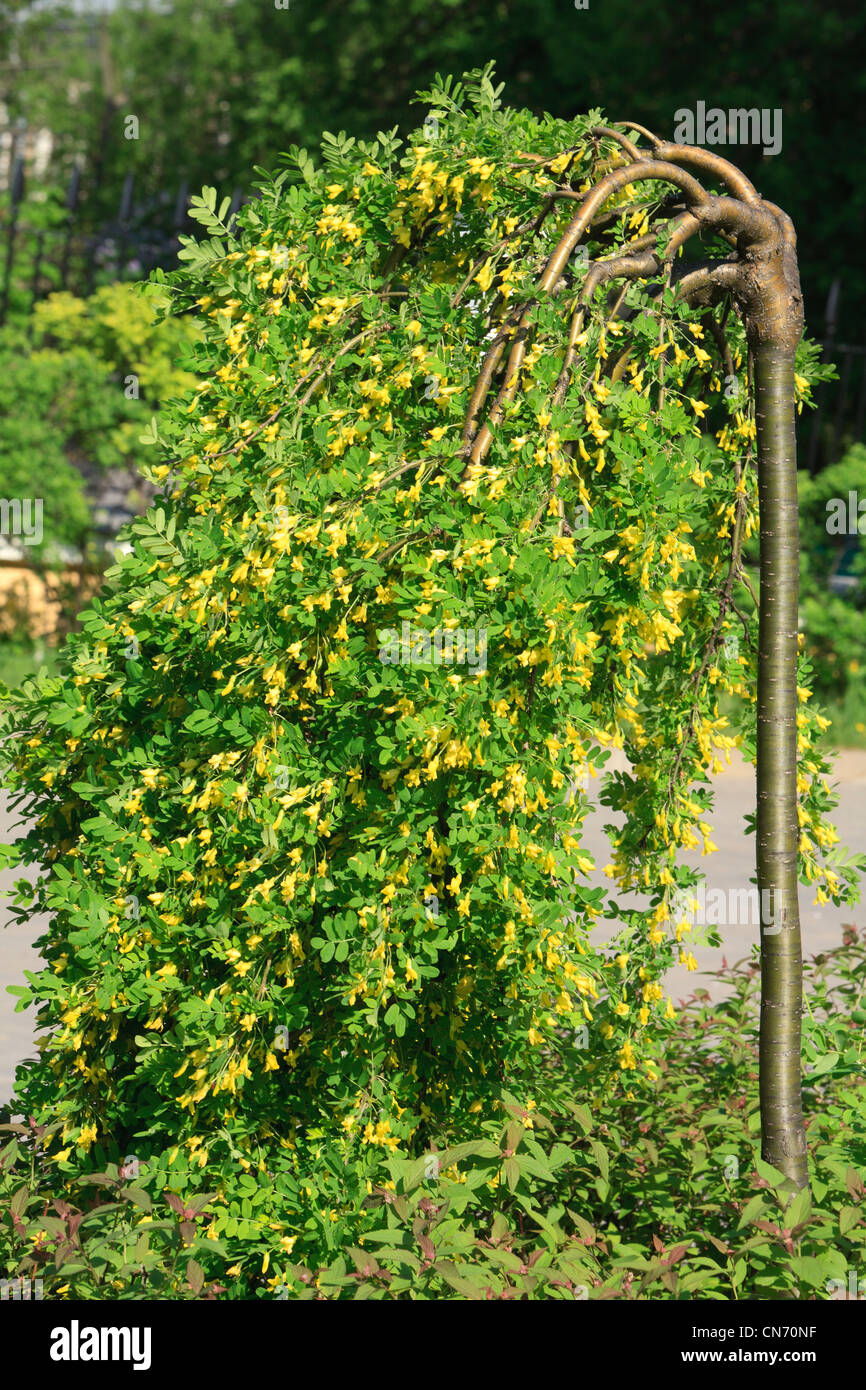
582 748 866 1002
2 752 864 1104
0 794 49 1106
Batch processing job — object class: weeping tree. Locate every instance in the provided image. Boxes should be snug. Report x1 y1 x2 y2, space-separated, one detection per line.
457 116 813 1182
0 68 854 1280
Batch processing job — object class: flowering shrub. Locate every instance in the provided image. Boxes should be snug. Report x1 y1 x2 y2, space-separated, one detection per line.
0 69 856 1284
3 929 864 1298
283 927 866 1300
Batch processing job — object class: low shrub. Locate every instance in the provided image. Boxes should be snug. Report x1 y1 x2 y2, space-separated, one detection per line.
3 928 863 1299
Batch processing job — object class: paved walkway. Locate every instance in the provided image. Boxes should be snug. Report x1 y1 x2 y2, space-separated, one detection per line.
2 751 864 1103
0 794 49 1106
583 748 866 1001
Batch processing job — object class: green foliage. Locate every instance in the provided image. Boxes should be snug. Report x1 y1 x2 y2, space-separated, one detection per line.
31 282 199 408
2 932 864 1299
797 445 866 722
0 283 198 556
0 183 72 322
0 1126 225 1299
285 930 866 1300
0 74 856 1291
7 2 866 346
0 377 92 553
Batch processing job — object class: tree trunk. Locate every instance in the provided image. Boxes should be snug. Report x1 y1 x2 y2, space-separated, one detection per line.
752 330 808 1188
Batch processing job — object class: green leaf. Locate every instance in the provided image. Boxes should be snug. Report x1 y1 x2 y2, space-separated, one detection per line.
433 1261 488 1299
589 1139 609 1182
502 1155 520 1192
808 1050 840 1077
737 1194 765 1228
839 1205 860 1236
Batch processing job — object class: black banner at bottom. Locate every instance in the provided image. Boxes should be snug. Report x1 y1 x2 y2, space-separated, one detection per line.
0 1293 857 1376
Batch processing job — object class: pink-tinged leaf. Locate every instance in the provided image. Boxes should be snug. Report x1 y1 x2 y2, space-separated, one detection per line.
187 1258 205 1295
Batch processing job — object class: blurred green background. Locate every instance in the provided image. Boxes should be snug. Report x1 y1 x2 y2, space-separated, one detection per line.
4 0 864 341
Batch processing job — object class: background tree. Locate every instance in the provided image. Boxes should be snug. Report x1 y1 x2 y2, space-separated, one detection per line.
3 0 864 347
0 281 198 560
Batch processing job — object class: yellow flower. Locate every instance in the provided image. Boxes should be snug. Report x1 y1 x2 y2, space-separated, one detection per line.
77 1123 98 1150
474 258 496 293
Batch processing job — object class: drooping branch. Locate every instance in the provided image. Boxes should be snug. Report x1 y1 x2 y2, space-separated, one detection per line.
459 139 785 470
453 121 809 1189
460 187 716 472
595 124 762 206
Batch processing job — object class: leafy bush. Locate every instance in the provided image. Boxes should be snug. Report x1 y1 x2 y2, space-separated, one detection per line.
0 411 92 557
0 70 857 1288
3 930 863 1299
797 446 866 730
0 1125 225 1300
0 282 198 558
284 928 866 1300
0 185 72 323
30 282 200 439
